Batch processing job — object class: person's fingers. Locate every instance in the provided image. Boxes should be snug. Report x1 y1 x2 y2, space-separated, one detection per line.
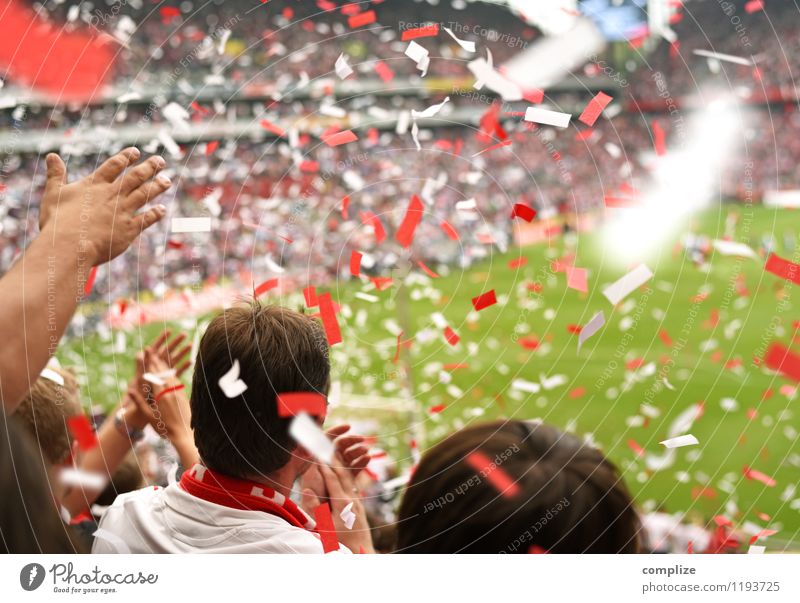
320 464 348 502
150 331 171 355
44 153 67 192
133 204 167 233
326 424 350 439
119 155 166 195
126 175 171 210
175 360 191 378
301 488 322 514
328 459 356 491
93 147 140 183
341 444 370 466
334 434 364 452
164 334 187 362
348 454 370 475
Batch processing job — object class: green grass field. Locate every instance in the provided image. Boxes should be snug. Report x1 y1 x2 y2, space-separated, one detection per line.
59 204 800 545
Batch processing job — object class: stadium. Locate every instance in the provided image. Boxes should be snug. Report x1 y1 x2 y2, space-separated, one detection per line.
1 0 799 561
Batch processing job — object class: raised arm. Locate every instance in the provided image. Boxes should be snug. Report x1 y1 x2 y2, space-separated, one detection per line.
0 148 171 412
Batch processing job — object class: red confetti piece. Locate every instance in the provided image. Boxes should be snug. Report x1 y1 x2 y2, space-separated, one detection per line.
566 266 588 293
764 253 800 286
349 250 362 277
744 0 764 13
569 387 586 399
508 257 527 269
259 119 286 137
392 331 404 364
567 324 582 334
471 290 497 311
205 141 219 155
429 404 446 414
395 195 424 248
659 329 674 347
254 278 279 298
277 392 327 418
627 439 645 457
155 383 185 402
713 515 733 528
370 276 393 291
84 266 98 297
401 24 440 41
444 326 460 346
313 503 340 553
523 88 545 104
321 129 358 147
473 139 512 157
749 529 778 545
348 10 376 28
318 293 342 346
743 465 776 487
374 61 394 82
604 195 640 208
440 220 460 241
466 451 520 497
416 260 440 278
578 91 613 127
764 342 800 382
360 211 386 243
652 121 667 156
575 129 593 141
67 415 98 451
341 196 350 219
511 203 536 222
0 1 116 102
303 286 318 308
159 6 181 23
518 336 539 350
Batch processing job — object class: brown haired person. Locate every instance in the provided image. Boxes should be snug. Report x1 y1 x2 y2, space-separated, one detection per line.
94 301 376 554
396 420 642 553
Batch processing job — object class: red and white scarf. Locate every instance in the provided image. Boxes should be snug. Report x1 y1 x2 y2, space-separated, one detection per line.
179 464 316 531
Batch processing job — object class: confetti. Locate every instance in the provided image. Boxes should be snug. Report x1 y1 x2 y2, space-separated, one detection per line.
254 278 279 298
660 434 699 449
764 253 800 286
350 251 363 277
40 367 65 386
395 195 424 248
84 266 98 297
471 290 497 311
524 107 572 128
313 503 340 552
67 415 98 451
290 412 335 464
602 264 653 305
374 61 394 82
764 342 800 382
340 502 357 530
652 121 667 156
318 292 342 346
401 24 440 41
405 41 430 76
218 359 248 398
171 217 212 233
348 10 376 29
566 266 588 293
59 468 107 491
321 129 358 147
713 240 758 259
578 92 613 127
304 286 319 308
334 53 353 79
277 392 327 418
467 55 522 101
466 451 520 497
416 260 440 278
259 119 286 137
444 326 460 346
440 220 460 240
578 311 605 351
443 27 476 52
692 49 752 66
743 465 776 487
511 203 536 222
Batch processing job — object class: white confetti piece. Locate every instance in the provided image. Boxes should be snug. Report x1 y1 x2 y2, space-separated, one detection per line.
218 359 248 398
748 545 765 554
405 41 430 77
289 412 335 464
143 368 176 386
467 56 522 101
354 292 379 303
712 239 758 259
524 107 572 129
443 27 476 53
602 264 653 305
411 97 450 120
93 528 132 554
59 468 107 491
692 49 752 66
40 367 65 386
171 217 212 233
340 502 356 530
660 434 699 449
512 379 540 394
335 53 354 79
578 311 605 351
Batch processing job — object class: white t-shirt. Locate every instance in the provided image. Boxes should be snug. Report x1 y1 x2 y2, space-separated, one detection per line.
92 483 351 554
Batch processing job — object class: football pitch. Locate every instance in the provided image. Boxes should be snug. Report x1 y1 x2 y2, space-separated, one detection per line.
60 204 800 544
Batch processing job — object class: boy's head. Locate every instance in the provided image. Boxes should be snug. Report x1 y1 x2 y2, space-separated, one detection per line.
16 367 82 466
190 301 330 480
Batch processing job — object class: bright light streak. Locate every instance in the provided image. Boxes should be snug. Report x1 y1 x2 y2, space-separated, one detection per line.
601 98 741 265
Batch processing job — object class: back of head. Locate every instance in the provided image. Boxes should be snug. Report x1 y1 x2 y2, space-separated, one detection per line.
15 367 82 466
95 451 145 507
190 301 329 479
396 420 641 553
0 410 83 553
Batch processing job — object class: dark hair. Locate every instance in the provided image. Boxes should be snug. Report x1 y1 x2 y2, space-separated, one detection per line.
95 451 144 507
396 420 641 553
0 410 84 553
190 300 330 479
